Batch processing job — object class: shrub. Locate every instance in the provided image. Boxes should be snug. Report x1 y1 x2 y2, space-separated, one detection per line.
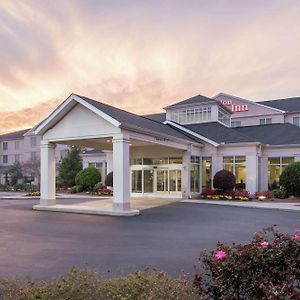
24 184 37 192
13 183 26 191
105 171 113 187
0 268 199 300
194 226 300 299
93 182 104 192
280 161 300 196
201 188 216 197
213 169 235 192
0 183 9 191
70 186 78 194
272 187 288 199
75 167 101 191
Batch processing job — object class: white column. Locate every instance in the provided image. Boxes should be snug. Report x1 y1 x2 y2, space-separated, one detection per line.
260 156 269 191
211 154 223 187
112 135 130 211
182 150 191 198
246 154 258 194
105 151 113 173
40 141 56 206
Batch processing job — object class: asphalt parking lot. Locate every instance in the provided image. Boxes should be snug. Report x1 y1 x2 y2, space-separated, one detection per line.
0 198 299 280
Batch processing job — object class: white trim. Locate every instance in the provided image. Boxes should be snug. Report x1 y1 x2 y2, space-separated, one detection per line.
34 94 121 135
213 92 286 113
164 120 219 147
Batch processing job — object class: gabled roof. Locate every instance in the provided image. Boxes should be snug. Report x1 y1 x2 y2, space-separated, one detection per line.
0 128 30 141
235 123 300 145
164 94 218 110
258 97 300 112
181 122 257 144
142 113 166 123
35 94 201 144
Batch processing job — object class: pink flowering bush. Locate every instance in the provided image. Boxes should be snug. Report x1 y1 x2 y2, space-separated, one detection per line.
254 190 273 199
194 226 300 299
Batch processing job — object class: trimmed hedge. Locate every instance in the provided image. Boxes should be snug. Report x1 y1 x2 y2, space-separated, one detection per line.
213 169 235 192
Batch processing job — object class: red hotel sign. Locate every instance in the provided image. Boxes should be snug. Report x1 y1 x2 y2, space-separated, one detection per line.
220 100 248 112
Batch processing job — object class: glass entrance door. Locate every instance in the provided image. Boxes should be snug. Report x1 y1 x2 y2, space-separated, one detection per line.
156 169 168 192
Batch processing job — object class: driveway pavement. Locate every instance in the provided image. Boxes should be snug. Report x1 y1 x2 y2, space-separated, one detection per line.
0 198 299 281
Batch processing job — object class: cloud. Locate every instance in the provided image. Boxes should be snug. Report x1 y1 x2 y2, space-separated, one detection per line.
0 0 300 133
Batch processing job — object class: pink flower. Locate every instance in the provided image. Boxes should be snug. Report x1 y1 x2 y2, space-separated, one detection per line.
215 250 227 261
293 234 300 241
260 241 269 248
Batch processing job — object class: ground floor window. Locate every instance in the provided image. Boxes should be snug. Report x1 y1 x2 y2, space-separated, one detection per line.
202 157 212 189
268 157 294 188
190 156 200 193
223 156 246 189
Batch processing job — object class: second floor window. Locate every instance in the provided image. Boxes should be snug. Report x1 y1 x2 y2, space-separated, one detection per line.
259 118 272 125
15 140 20 150
3 142 8 151
3 155 8 164
15 154 20 162
31 137 37 147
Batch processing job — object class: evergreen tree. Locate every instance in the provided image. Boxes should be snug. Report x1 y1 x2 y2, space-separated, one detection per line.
58 147 82 187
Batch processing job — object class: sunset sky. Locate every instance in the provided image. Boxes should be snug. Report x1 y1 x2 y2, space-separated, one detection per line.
1 0 300 133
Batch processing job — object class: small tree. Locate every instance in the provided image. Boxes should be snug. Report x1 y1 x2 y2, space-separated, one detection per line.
8 161 23 186
280 162 300 196
58 147 82 187
105 171 113 187
75 167 101 191
213 169 235 193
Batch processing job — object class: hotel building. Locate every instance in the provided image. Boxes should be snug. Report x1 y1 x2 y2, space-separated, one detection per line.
1 92 300 212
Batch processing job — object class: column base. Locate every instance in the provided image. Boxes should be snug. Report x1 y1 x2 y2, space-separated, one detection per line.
112 202 131 211
40 198 56 206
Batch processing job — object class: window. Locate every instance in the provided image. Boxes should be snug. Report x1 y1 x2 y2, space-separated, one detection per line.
15 154 20 162
202 157 212 189
218 106 231 126
190 156 200 193
31 152 37 162
259 118 272 125
131 170 142 193
30 137 37 147
231 121 241 128
170 106 212 124
60 150 68 160
268 157 294 188
223 156 246 189
88 162 103 170
3 142 8 151
15 141 20 150
293 116 300 126
3 155 8 164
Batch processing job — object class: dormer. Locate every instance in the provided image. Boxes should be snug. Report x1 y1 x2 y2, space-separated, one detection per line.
164 94 232 126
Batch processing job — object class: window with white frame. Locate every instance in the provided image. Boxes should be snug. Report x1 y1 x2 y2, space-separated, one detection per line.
15 140 20 150
268 157 294 188
3 142 8 151
190 156 200 193
231 120 241 128
3 155 8 164
293 116 300 126
259 118 272 125
170 106 212 124
30 137 37 147
223 156 246 189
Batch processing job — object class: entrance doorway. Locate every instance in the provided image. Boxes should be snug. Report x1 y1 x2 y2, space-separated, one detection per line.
131 167 182 197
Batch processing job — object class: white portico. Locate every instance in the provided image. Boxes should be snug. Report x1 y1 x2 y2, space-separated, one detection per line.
33 94 201 216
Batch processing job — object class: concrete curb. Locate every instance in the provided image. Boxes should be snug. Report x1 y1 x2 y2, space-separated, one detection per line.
181 199 300 212
33 204 140 217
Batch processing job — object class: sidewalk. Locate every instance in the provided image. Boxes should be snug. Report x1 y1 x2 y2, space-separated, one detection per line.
181 199 300 212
